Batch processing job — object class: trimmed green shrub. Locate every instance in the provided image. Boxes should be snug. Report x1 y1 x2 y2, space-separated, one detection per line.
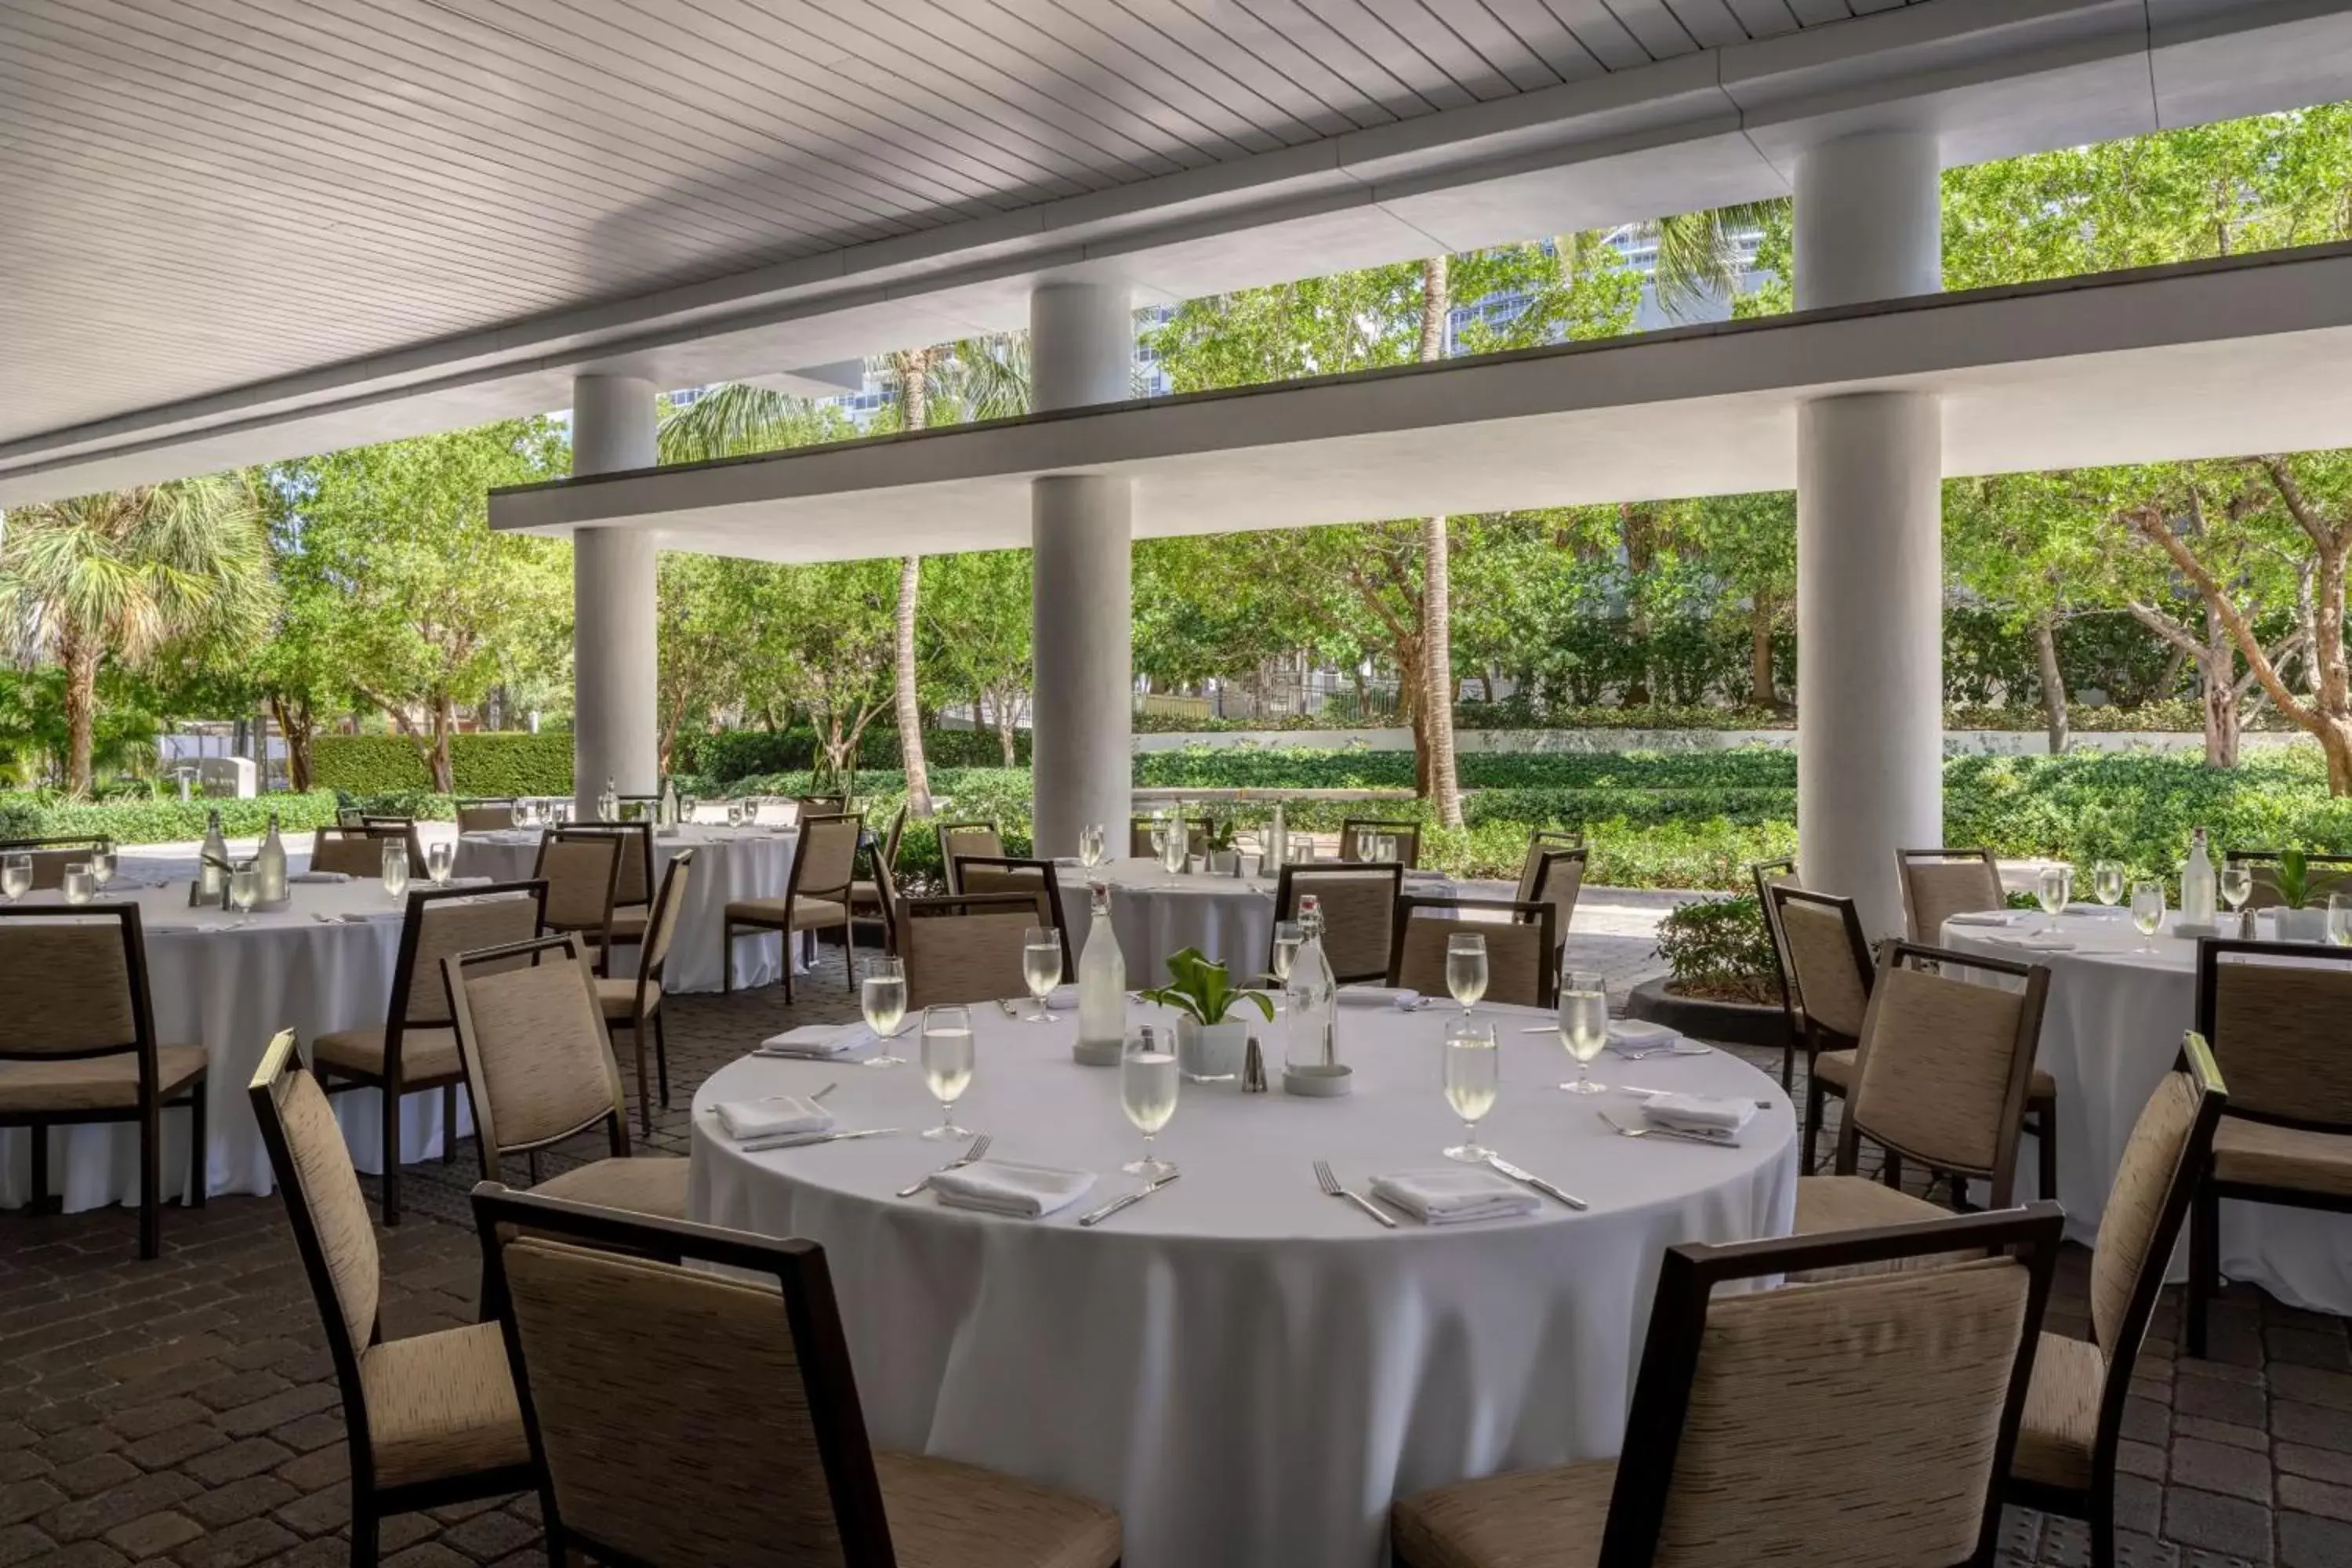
1653 895 1780 1003
313 733 575 796
0 789 344 844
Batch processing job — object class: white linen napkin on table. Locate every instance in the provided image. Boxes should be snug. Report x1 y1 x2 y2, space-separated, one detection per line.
1337 986 1425 1011
1945 909 2030 928
1369 1169 1540 1225
713 1094 834 1151
288 870 350 884
1606 1020 1705 1056
1640 1093 1758 1142
929 1160 1096 1219
756 1024 874 1060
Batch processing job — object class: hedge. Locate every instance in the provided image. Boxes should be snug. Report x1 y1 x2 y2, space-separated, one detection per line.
0 789 344 845
677 727 1027 781
312 733 575 796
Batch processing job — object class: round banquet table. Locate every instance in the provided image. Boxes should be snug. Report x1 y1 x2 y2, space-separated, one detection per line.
1054 857 1456 983
454 824 804 993
1942 908 2352 1313
0 877 470 1214
689 996 1796 1568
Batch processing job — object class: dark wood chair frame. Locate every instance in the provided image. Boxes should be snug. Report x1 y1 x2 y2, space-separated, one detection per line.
315 878 549 1226
615 851 692 1132
318 822 430 877
0 903 205 1259
443 934 637 1186
2009 1033 2228 1568
935 820 1001 894
1751 857 1802 1089
850 804 910 944
723 811 864 1002
0 833 114 855
532 829 622 975
251 1031 536 1566
1894 844 2005 943
1384 895 1559 1008
1271 862 1406 984
1338 817 1422 869
452 797 520 831
898 891 1058 1007
950 854 1075 975
2187 938 2352 1357
1523 845 1588 953
556 821 655 964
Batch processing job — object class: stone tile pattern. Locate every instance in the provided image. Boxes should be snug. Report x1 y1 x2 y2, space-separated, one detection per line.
4 930 2350 1566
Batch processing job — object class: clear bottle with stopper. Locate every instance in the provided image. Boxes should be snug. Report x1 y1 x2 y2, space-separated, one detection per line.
597 775 619 823
1074 882 1127 1065
198 809 230 900
1282 895 1349 1094
1265 802 1287 871
2182 826 2217 926
659 774 677 829
256 812 288 903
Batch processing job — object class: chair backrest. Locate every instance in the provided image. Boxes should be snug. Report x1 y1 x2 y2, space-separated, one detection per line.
446 935 630 1171
469 1185 895 1568
0 836 112 891
564 822 654 909
1523 847 1586 952
1840 941 2049 1205
1751 858 1802 1024
311 826 418 879
0 906 157 1081
2225 849 2352 911
789 813 865 901
387 881 549 1036
1768 885 1872 1043
1387 897 1558 1008
877 803 909 873
1340 818 1421 869
1129 815 1160 860
640 849 695 985
1598 1205 2063 1568
953 856 1071 971
1275 863 1403 984
1895 846 2005 945
1512 831 1579 900
534 831 622 935
900 892 1050 1010
2195 938 2352 1127
936 822 1003 892
870 852 905 954
794 795 847 823
455 799 518 833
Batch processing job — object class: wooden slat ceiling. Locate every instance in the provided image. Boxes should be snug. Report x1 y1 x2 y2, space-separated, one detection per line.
0 0 1926 449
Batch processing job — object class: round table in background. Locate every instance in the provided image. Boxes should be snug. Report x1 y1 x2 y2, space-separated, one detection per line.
1054 857 1457 983
690 996 1795 1568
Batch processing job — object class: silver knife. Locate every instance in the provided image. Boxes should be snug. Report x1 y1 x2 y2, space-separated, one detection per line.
1486 1154 1587 1210
1078 1171 1179 1227
996 998 1021 1018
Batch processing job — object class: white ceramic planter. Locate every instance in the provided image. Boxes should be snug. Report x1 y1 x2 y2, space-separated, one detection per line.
2270 908 2332 942
1178 1018 1249 1081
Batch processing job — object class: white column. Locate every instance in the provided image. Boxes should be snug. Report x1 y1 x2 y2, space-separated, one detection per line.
570 373 659 818
1794 132 1944 935
1028 283 1134 857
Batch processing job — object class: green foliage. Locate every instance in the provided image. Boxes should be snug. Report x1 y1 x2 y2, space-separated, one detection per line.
1653 895 1780 1004
1138 948 1276 1025
312 733 574 795
0 789 342 844
2277 848 2312 910
681 727 1029 783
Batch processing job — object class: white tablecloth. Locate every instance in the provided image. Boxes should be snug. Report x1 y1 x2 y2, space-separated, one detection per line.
1942 909 2352 1312
1 877 472 1213
454 825 805 993
690 997 1795 1568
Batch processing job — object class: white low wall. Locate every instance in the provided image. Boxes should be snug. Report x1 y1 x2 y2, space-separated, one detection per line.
1131 727 2311 757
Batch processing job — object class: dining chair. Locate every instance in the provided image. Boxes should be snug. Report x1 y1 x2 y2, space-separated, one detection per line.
937 821 1004 893
793 793 848 824
532 830 622 970
311 825 424 880
466 1184 1123 1568
249 1031 534 1565
1751 858 1803 1088
899 892 1055 1011
953 855 1074 974
1895 845 2006 944
1272 863 1404 984
444 934 688 1218
559 821 655 967
590 851 691 1134
0 905 207 1260
1339 817 1422 869
1385 895 1557 1008
723 811 863 1000
2009 1033 2227 1568
1392 1204 2065 1568
2223 848 2352 909
849 802 909 934
1766 885 1871 1171
313 880 548 1225
2186 938 2352 1357
452 798 519 833
1520 844 1587 960
0 834 114 890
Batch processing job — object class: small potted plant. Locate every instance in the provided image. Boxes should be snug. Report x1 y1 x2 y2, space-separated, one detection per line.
1624 894 1792 1052
2272 850 2328 941
1200 812 1241 876
1140 947 1275 1081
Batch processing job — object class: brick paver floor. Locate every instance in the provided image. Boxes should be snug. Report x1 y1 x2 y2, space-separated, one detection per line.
5 913 2351 1566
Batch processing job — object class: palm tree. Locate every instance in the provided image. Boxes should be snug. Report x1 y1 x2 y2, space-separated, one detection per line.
0 475 273 796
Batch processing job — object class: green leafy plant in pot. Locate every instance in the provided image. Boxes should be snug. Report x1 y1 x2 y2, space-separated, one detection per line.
1140 947 1275 1082
2271 850 2329 940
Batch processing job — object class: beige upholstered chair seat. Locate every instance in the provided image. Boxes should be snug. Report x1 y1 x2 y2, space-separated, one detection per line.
2212 1118 2352 1197
1795 1174 1947 1233
874 1449 1123 1568
2012 1330 2104 1490
0 1044 206 1111
592 975 659 1018
1390 1457 1614 1568
359 1321 531 1489
312 1025 463 1082
529 1154 691 1220
1813 1047 2054 1099
726 895 847 929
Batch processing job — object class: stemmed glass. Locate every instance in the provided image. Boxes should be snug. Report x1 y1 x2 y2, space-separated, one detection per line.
2130 880 2166 953
919 1005 975 1141
1354 827 1376 862
727 799 748 829
2036 865 2072 931
1446 931 1488 1014
1022 927 1062 1022
1443 1018 1500 1163
2221 862 2254 935
61 865 95 907
2092 860 2126 908
227 867 260 927
1557 969 1609 1094
861 956 909 1069
680 794 700 825
1156 821 1187 886
1078 823 1106 868
1120 1028 1178 1179
425 840 454 886
1 854 30 905
510 799 529 828
88 847 115 893
2329 894 2352 948
1269 920 1304 988
380 841 409 903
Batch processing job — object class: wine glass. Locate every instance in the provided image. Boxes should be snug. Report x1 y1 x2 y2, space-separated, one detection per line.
426 840 454 886
1446 931 1488 1014
1120 1029 1178 1179
227 867 260 927
2221 862 2254 934
920 1005 975 1141
1557 970 1609 1094
2330 894 2352 948
2036 864 2072 931
2093 860 2125 908
380 840 408 903
680 794 700 825
1443 1018 1500 1163
1 854 30 905
1269 920 1305 986
510 798 528 828
727 799 747 829
861 956 908 1069
1377 835 1399 865
2130 880 2166 953
88 846 115 891
1078 823 1105 868
61 865 95 907
1158 822 1187 884
1022 927 1062 1021
1354 827 1375 862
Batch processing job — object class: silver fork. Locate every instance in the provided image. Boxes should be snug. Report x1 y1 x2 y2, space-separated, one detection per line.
898 1133 993 1197
1597 1109 1736 1148
1315 1160 1396 1229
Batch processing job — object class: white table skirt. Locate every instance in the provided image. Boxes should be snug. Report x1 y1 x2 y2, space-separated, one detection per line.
455 826 807 992
1943 910 2352 1313
691 997 1795 1568
1 877 472 1214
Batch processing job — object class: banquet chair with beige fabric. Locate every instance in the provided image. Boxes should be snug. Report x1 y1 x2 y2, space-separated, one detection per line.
723 812 863 1001
2009 1033 2227 1568
249 1031 533 1566
452 799 517 833
1517 842 1586 960
793 793 846 823
2223 848 2352 910
311 826 423 880
559 821 654 966
1387 896 1558 1008
1339 818 1421 869
938 822 1004 893
314 880 547 1226
0 835 113 891
532 829 621 966
1896 845 2006 945
445 935 687 1221
955 855 1073 974
2186 939 2352 1358
1751 858 1803 1088
1273 863 1403 984
1393 1203 2064 1568
900 892 1052 1011
467 1184 1123 1568
587 850 690 1134
850 803 909 934
1794 940 2050 1243
0 905 206 1260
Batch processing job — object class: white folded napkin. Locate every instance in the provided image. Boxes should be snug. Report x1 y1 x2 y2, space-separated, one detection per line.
289 870 350 884
2064 902 2128 918
1044 983 1080 1009
1641 1092 1758 1142
1370 1169 1541 1226
1607 1020 1704 1056
713 1094 834 1149
755 1023 875 1060
1337 986 1424 1010
1944 909 2028 927
1987 931 2076 953
929 1160 1097 1219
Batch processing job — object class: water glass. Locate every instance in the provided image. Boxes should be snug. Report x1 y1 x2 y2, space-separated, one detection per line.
1159 823 1187 880
510 798 528 827
1377 835 1399 864
61 866 95 906
2092 860 2126 907
1078 823 1105 867
2130 880 2166 952
228 867 259 924
861 956 909 1069
920 1005 975 1141
1270 920 1305 985
1446 931 1489 1013
380 840 409 902
2330 894 2352 949
727 799 747 829
1557 970 1609 1094
2221 862 2254 918
1 854 29 903
426 840 454 884
1120 1029 1178 1179
1443 1018 1500 1163
2036 864 2073 928
89 847 116 890
1022 927 1062 1020
680 795 700 824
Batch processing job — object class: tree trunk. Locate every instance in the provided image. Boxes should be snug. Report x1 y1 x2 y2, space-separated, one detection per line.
1748 592 1777 710
2201 609 2242 769
1621 506 1657 706
895 554 933 815
1421 514 1463 827
2323 717 2352 794
2032 612 2069 755
997 706 1018 768
429 694 456 794
269 695 315 793
61 633 100 798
